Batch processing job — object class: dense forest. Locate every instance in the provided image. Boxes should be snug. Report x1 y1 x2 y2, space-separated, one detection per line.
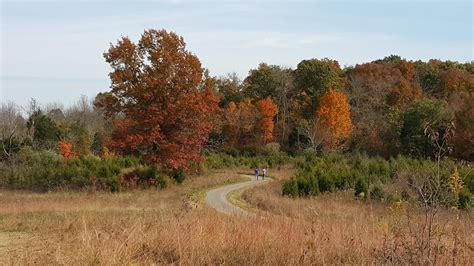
1 29 473 195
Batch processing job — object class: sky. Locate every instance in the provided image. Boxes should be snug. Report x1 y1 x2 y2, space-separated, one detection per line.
1 0 473 107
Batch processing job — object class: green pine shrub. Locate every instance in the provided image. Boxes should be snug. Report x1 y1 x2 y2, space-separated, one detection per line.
281 152 473 211
282 178 299 197
0 147 141 191
370 185 386 201
170 169 186 184
355 178 369 198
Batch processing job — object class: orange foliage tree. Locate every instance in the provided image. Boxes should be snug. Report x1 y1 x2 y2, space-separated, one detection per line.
222 99 258 148
223 102 239 148
256 97 278 144
237 99 258 144
439 68 474 98
448 91 474 160
223 98 277 148
316 89 353 149
58 140 77 160
95 29 220 169
386 79 423 108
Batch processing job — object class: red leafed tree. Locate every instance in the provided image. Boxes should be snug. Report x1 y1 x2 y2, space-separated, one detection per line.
95 29 220 169
58 140 77 160
316 89 353 149
256 97 278 144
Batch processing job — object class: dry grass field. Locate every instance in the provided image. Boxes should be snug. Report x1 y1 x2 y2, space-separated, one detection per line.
242 168 474 264
1 166 473 265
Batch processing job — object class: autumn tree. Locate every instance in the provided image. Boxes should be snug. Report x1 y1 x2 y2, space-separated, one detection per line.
346 62 400 154
414 60 473 99
448 91 474 160
315 89 353 149
270 67 295 148
61 123 92 156
223 100 255 149
237 99 258 147
386 78 423 107
223 99 277 150
256 97 278 144
223 102 239 148
346 59 423 156
95 29 220 169
387 60 423 107
439 68 474 98
293 58 343 117
243 64 295 147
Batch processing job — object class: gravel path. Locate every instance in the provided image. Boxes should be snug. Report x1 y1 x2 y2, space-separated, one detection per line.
205 175 268 216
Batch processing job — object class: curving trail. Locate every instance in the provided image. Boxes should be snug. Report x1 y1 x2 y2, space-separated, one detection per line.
205 175 268 216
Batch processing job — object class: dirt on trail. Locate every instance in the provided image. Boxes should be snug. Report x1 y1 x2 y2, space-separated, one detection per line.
205 174 268 216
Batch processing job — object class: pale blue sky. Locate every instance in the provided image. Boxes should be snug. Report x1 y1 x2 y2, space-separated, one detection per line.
1 0 473 107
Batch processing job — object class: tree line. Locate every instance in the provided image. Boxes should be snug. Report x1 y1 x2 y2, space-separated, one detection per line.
1 29 473 173
216 55 472 161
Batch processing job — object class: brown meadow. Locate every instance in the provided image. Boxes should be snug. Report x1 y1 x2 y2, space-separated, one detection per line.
1 166 473 265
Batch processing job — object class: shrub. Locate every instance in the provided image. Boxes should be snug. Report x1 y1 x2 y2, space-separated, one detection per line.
0 137 22 160
296 178 311 196
355 178 368 198
138 167 157 180
401 190 410 201
97 165 113 178
281 152 473 209
170 169 186 184
120 167 168 189
318 174 335 193
385 193 400 202
249 160 259 169
370 185 385 201
224 147 240 157
282 179 298 197
458 191 472 210
119 172 141 189
154 173 169 189
307 176 320 196
119 156 141 168
0 147 142 191
108 176 122 192
264 142 281 155
282 174 320 198
240 146 256 157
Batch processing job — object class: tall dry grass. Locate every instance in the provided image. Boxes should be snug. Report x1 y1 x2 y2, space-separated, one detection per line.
3 207 387 264
1 166 473 264
242 167 474 264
